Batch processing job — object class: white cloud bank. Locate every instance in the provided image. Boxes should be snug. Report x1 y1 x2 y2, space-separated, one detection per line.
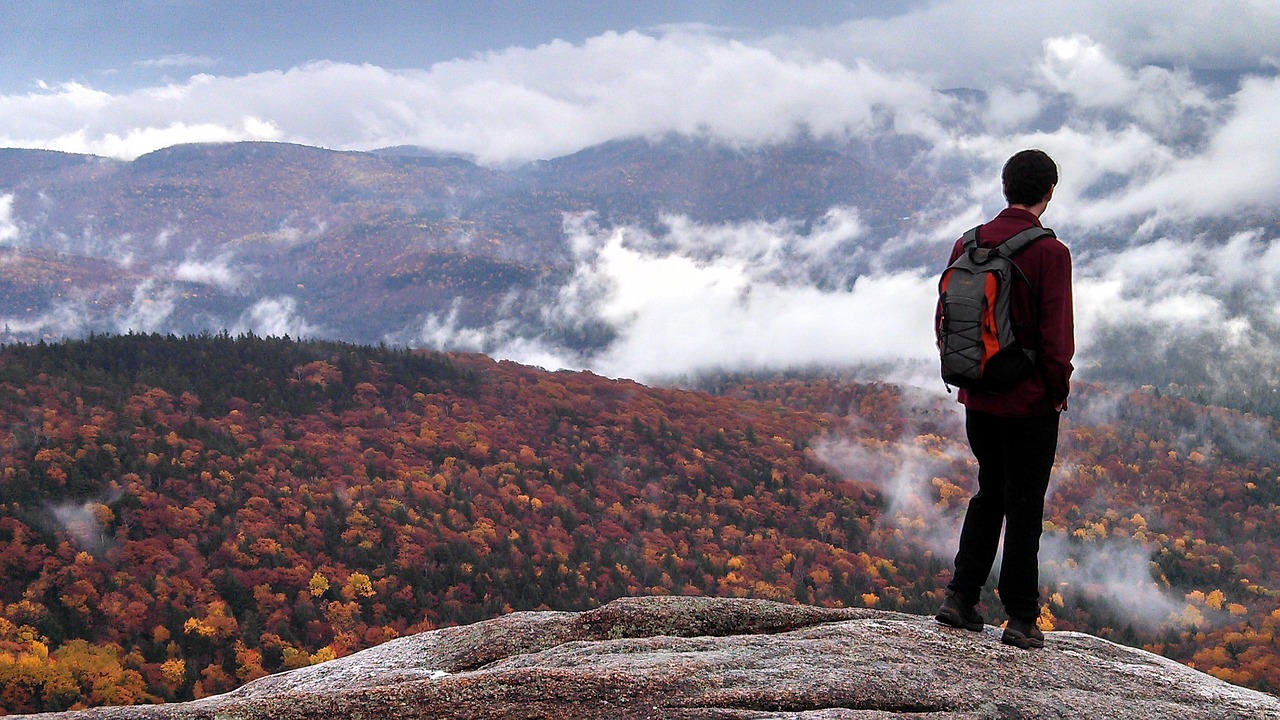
556 213 936 380
406 210 940 382
0 33 940 166
0 4 1275 227
778 0 1280 88
407 206 1280 389
0 9 1263 140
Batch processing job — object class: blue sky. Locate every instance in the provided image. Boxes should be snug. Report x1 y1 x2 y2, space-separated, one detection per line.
0 1 911 93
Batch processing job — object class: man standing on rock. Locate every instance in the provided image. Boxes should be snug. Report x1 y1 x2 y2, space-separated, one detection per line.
935 149 1074 649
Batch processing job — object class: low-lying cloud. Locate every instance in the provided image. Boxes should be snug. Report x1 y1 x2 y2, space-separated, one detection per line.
813 427 970 558
556 211 937 379
0 194 17 244
815 417 1186 630
408 199 1279 397
49 499 114 556
115 279 177 333
405 209 939 382
173 252 241 290
1039 532 1183 629
232 296 318 339
0 300 89 338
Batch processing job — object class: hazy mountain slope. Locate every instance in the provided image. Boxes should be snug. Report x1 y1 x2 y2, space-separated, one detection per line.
520 135 929 231
10 142 513 259
0 149 114 190
0 138 927 347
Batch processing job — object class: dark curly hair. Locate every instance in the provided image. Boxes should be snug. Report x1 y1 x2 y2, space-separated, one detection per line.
1002 149 1058 206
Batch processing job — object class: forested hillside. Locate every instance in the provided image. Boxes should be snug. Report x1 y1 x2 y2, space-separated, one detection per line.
0 336 1278 713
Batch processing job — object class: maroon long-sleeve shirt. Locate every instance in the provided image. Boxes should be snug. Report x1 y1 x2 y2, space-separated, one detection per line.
948 207 1074 417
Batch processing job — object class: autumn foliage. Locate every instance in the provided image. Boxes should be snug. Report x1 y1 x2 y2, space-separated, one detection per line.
0 335 1278 713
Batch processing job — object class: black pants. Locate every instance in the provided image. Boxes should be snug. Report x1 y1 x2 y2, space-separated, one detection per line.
947 409 1060 621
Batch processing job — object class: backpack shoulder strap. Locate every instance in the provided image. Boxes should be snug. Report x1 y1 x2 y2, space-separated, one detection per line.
996 226 1055 257
955 225 984 264
999 226 1055 306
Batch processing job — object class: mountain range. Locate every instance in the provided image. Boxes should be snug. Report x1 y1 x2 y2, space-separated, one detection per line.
0 137 928 348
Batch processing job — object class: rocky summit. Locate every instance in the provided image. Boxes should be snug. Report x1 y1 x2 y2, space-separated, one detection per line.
19 596 1280 720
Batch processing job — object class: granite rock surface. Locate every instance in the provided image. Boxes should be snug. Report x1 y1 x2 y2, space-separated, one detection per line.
19 596 1280 720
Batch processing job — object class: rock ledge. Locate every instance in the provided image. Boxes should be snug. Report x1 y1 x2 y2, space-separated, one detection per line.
20 596 1280 719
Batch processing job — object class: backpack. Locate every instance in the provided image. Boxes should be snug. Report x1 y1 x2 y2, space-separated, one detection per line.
936 224 1054 392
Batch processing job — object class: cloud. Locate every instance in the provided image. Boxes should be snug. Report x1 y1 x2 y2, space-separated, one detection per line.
1039 532 1182 628
173 253 241 290
115 279 177 333
485 210 937 383
132 54 218 70
411 297 517 352
1039 34 1212 131
0 194 17 244
813 428 971 558
0 33 948 164
44 116 282 161
1074 238 1224 331
232 296 318 338
956 65 1270 232
586 264 936 382
1068 229 1280 389
1093 75 1280 221
0 300 89 339
777 1 1280 89
50 501 113 556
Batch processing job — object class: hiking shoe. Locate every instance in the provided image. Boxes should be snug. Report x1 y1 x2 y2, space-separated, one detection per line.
935 591 984 631
1001 618 1045 649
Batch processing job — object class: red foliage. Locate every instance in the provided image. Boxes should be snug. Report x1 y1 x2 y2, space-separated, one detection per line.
2 339 1279 712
